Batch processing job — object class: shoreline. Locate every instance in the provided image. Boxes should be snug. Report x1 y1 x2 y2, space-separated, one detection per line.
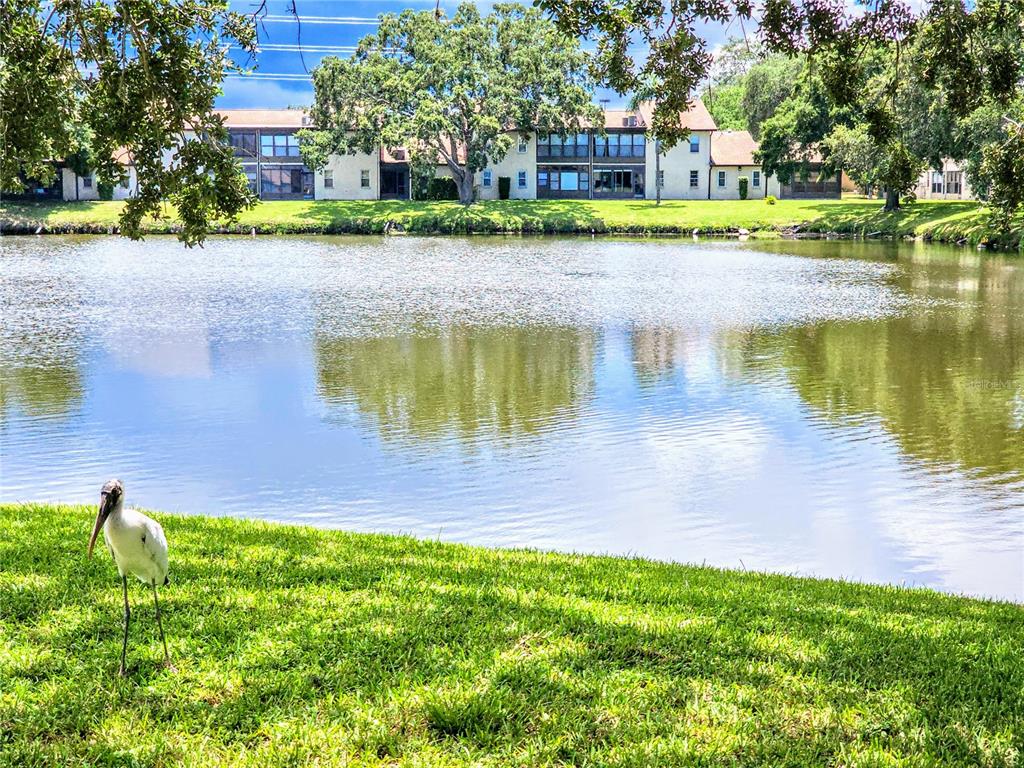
3 502 1021 765
6 502 1019 606
2 198 1018 249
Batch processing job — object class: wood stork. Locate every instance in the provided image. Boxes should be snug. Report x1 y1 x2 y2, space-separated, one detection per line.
87 479 173 675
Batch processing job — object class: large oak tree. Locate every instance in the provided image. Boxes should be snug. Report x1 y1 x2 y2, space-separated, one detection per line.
2 0 259 244
299 3 601 205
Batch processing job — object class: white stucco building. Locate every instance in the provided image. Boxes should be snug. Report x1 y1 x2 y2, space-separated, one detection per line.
40 99 843 203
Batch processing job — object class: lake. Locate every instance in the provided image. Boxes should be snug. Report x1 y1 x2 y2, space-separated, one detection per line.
2 235 1022 601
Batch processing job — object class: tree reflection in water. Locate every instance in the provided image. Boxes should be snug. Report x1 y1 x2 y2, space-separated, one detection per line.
737 242 1024 481
315 326 596 445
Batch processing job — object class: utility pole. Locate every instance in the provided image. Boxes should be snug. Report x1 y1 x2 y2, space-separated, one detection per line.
598 99 609 200
655 139 661 205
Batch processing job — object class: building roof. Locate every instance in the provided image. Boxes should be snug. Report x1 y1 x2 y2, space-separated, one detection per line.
710 130 759 166
634 99 718 132
217 109 310 128
212 101 716 135
601 109 647 129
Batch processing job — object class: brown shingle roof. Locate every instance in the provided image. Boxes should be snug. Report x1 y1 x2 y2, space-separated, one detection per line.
582 99 717 131
710 130 759 166
601 109 646 129
217 109 310 128
635 99 718 132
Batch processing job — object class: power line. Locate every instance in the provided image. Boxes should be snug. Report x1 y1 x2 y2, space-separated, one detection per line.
244 44 361 52
235 0 438 3
225 72 314 80
259 14 379 24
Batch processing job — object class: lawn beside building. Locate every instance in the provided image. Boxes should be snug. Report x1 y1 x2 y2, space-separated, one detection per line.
1 503 1021 767
0 198 1003 245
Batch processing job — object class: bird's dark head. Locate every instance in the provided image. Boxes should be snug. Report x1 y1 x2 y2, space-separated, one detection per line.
88 479 124 558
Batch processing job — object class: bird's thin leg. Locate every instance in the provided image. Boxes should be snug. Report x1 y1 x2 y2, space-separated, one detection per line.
152 583 171 668
120 575 130 676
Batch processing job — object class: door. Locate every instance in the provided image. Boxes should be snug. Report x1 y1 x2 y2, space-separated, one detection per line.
380 167 409 199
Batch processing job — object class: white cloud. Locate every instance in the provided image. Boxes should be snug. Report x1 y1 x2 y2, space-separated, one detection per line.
217 78 313 109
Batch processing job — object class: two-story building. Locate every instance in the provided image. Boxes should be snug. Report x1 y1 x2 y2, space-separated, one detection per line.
220 109 317 200
48 99 848 203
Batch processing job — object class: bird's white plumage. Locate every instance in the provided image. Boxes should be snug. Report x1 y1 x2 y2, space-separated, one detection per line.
104 505 169 586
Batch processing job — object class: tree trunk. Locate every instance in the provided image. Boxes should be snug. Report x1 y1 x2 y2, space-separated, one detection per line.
884 188 900 211
456 169 474 205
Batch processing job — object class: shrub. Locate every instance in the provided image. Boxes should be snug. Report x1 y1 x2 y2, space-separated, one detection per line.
424 177 459 201
765 195 777 205
738 176 749 200
498 176 511 200
97 182 114 201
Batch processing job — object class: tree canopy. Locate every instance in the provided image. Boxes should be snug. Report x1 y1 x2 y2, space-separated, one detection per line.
701 39 764 131
299 3 600 205
1 0 259 244
541 0 1024 220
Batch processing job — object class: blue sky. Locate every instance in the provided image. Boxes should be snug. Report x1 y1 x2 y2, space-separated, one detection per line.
218 0 736 109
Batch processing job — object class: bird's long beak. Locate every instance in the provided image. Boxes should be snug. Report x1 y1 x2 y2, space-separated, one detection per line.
88 494 111 558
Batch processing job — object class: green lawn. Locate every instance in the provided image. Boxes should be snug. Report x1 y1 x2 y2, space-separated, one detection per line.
2 504 1021 767
0 197 1008 245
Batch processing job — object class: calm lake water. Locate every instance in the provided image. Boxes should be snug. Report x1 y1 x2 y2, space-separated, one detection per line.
2 235 1022 600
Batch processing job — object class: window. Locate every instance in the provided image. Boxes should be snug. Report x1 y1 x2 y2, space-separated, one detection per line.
483 169 492 188
323 170 334 189
517 138 528 154
931 171 944 194
261 133 300 157
517 170 527 188
690 135 700 153
82 175 93 188
657 170 664 188
537 133 588 158
718 171 726 187
579 171 589 191
592 168 635 194
229 131 257 157
689 170 699 188
561 171 580 191
946 171 962 195
360 170 370 188
594 132 645 158
244 169 258 193
752 171 761 187
260 167 305 196
120 176 130 189
537 171 549 188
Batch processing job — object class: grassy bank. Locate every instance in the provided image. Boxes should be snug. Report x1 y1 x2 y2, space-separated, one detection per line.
0 198 1010 246
2 504 1021 767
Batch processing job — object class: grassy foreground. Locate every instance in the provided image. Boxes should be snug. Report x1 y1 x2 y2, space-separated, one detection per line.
0 197 1010 246
1 504 1022 767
